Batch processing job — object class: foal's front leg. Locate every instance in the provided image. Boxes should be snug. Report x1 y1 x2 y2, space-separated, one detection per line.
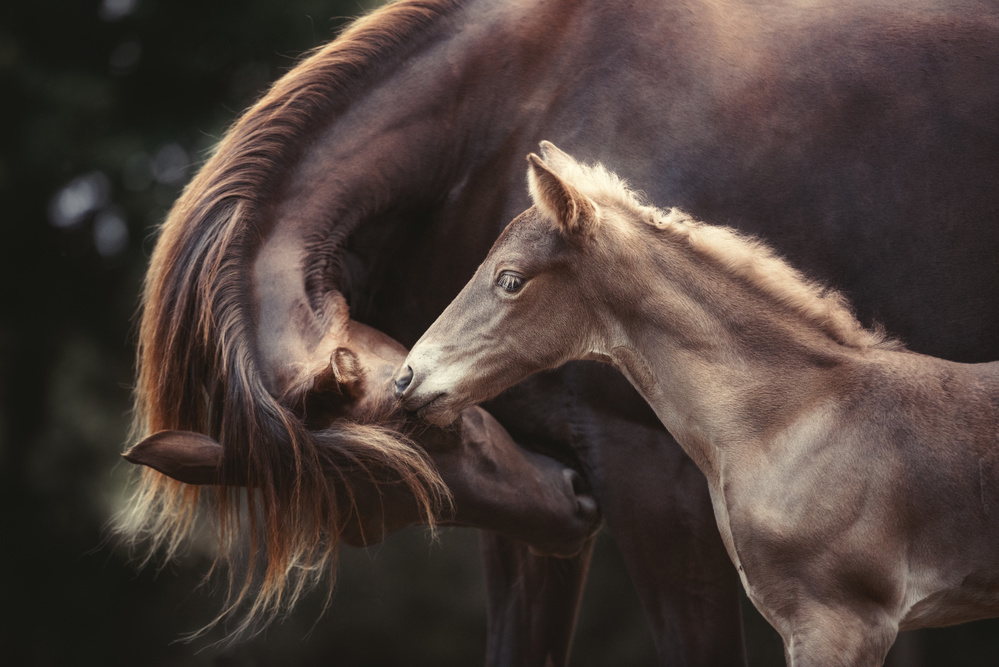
781 604 898 667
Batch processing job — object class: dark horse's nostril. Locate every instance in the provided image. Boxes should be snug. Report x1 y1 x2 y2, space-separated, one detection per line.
394 365 414 398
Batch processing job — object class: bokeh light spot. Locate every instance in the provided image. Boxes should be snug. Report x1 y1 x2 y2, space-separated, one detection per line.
151 143 190 186
48 172 111 229
109 40 141 74
93 210 129 258
98 0 138 22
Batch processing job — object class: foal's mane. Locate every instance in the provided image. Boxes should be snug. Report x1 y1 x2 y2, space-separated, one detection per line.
554 156 898 350
119 0 462 641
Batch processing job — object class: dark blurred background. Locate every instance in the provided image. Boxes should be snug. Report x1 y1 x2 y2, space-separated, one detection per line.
2 1 999 665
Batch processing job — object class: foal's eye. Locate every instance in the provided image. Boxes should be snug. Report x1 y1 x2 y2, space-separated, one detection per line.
497 272 524 293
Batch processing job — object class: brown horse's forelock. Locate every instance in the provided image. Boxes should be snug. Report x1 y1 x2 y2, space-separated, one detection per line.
117 0 461 642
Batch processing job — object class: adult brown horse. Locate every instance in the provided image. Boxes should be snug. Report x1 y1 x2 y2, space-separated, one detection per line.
120 0 999 663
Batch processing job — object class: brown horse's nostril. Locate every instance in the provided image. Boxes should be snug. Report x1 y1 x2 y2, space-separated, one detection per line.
394 365 414 398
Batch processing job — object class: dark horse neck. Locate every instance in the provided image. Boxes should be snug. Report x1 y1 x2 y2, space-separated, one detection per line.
252 0 704 376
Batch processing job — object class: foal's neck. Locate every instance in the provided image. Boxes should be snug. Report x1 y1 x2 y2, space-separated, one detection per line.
598 235 855 477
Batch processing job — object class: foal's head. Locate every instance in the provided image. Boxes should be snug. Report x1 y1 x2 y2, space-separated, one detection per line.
396 142 637 425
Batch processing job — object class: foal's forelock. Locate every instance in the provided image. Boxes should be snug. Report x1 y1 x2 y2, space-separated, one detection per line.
120 0 466 642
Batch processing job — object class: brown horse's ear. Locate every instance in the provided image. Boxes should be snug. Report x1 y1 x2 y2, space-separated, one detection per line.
313 347 366 398
123 430 231 485
298 347 369 427
527 153 597 236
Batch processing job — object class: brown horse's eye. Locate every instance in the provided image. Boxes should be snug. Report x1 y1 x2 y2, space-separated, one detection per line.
497 272 524 293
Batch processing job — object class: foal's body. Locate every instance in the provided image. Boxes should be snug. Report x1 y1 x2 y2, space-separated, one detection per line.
624 307 999 655
606 281 999 661
398 143 999 664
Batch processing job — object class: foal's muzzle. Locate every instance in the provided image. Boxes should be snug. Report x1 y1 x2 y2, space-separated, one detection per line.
394 364 414 398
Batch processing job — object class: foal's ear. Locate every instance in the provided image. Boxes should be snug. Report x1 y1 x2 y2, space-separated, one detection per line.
527 153 598 237
123 430 228 485
536 140 573 170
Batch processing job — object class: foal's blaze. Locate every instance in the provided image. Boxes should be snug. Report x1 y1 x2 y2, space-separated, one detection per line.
117 1 463 640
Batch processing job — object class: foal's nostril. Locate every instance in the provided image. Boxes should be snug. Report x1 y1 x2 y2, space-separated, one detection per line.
563 468 587 496
394 365 414 398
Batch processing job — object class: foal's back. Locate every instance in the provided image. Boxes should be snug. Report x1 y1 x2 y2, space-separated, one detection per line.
837 351 999 467
846 352 999 602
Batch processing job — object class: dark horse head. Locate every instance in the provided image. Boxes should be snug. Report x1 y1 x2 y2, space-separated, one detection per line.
116 1 598 639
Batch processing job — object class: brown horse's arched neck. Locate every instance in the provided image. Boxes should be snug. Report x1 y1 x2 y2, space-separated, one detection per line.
251 0 695 396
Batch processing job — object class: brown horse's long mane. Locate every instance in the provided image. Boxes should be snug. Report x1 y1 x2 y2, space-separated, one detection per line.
117 0 461 641
553 155 900 351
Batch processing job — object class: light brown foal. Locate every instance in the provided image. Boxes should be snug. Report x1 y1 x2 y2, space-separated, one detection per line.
395 142 999 666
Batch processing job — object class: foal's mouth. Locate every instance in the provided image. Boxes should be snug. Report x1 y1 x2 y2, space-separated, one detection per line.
418 393 467 428
402 391 447 418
